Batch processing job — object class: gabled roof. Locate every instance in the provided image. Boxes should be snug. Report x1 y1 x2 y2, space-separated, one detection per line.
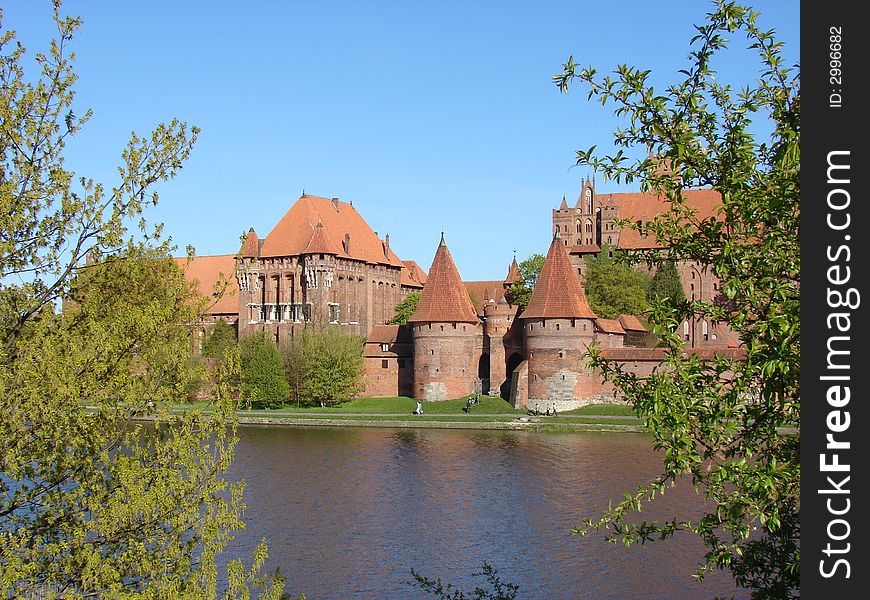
408 235 479 323
241 228 260 258
174 254 239 315
522 233 598 320
599 188 722 250
503 256 521 287
259 194 405 267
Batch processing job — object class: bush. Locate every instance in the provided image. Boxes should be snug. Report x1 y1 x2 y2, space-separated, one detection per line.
239 332 289 409
284 327 365 407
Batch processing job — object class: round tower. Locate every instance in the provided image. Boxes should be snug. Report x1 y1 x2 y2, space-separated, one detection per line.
409 235 483 401
522 232 603 412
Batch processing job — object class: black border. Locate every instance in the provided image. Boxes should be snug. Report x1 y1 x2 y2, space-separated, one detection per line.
801 2 868 596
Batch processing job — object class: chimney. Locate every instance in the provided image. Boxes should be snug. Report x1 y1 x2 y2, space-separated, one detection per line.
344 233 351 255
384 233 390 258
331 197 340 211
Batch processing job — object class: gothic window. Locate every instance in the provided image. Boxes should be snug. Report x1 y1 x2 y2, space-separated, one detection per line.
328 302 340 323
303 303 312 322
684 320 690 340
576 222 582 233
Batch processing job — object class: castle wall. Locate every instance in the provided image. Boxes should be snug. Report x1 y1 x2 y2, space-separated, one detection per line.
411 322 483 401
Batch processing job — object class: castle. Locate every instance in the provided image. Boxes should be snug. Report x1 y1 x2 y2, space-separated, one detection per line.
180 184 741 410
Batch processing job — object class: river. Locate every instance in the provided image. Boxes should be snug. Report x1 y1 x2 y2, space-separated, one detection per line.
224 425 747 599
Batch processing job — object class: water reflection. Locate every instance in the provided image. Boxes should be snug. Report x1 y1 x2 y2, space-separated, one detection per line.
226 426 746 599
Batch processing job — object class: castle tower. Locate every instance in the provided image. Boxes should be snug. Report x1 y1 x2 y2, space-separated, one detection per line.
522 231 601 411
408 234 483 401
483 257 524 397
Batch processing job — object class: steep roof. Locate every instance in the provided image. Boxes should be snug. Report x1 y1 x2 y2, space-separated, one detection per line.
503 256 521 287
259 194 405 267
301 220 342 255
241 228 260 258
366 324 412 345
408 235 479 323
401 260 428 289
174 254 239 315
599 188 722 250
522 233 598 320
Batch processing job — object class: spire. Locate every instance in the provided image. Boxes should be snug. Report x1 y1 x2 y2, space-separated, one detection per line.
559 195 568 210
408 235 478 323
522 233 597 319
503 255 521 287
241 227 259 258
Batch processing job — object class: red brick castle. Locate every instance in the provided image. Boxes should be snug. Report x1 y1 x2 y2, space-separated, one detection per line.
181 184 740 410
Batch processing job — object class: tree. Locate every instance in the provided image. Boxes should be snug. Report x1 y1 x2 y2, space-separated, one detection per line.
0 4 284 597
239 332 290 409
504 253 545 307
647 261 686 304
583 247 652 319
288 326 365 407
202 318 238 359
388 291 420 325
555 2 799 596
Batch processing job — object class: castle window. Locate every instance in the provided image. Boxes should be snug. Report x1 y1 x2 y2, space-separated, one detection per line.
576 222 582 233
328 303 340 323
381 343 390 352
381 360 389 369
571 319 576 327
559 351 564 358
440 325 444 331
561 374 565 380
430 349 435 355
692 271 696 279
452 323 457 329
303 303 312 322
555 323 560 330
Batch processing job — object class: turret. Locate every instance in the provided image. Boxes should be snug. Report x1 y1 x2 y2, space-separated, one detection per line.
408 234 483 401
522 231 602 411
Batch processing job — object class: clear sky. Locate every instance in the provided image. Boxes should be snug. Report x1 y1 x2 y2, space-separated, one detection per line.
3 1 799 281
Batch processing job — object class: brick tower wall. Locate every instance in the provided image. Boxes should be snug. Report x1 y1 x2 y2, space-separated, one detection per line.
411 322 483 401
524 317 607 411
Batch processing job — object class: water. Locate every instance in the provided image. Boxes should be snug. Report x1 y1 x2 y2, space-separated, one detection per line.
225 426 746 599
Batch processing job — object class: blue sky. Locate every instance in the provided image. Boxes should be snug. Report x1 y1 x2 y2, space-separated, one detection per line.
4 1 798 281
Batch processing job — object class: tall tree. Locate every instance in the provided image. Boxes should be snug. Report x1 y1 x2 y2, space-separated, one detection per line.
504 253 545 307
647 261 686 304
583 247 652 319
286 327 365 407
202 318 238 359
388 291 420 325
0 4 284 597
239 332 290 409
556 2 799 596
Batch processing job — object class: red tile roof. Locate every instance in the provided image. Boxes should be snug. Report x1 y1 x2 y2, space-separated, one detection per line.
241 228 260 258
599 188 723 250
600 346 746 361
401 260 428 288
174 254 239 315
366 324 412 345
618 314 647 332
522 233 598 320
409 236 479 323
595 318 625 334
301 220 342 255
259 194 405 267
464 280 505 314
568 244 602 255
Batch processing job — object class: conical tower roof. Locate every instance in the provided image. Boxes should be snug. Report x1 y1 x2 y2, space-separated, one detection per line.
301 219 341 255
408 234 479 323
522 232 597 319
241 227 260 258
503 255 521 287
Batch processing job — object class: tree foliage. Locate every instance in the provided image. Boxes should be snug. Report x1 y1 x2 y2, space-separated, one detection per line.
647 261 686 304
556 2 799 596
388 291 420 325
583 248 652 319
284 326 365 407
202 318 238 359
239 332 290 409
504 253 545 307
0 4 284 597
